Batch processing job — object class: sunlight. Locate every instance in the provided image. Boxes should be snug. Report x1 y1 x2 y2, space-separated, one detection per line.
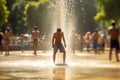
0 57 119 69
67 61 120 68
0 60 54 68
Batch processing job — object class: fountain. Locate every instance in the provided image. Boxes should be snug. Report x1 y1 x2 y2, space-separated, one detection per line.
51 0 97 53
53 0 76 51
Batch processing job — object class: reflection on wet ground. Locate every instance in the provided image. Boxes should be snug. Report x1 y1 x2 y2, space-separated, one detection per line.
0 51 120 80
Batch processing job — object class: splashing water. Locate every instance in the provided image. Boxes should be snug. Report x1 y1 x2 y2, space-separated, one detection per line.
53 0 76 51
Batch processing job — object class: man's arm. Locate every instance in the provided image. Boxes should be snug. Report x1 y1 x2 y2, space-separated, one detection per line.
108 30 110 35
52 34 55 48
108 26 112 35
38 31 41 42
31 31 34 39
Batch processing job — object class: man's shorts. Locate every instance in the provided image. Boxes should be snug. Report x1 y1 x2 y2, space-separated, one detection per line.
33 39 38 45
92 40 98 49
54 43 66 53
110 39 119 50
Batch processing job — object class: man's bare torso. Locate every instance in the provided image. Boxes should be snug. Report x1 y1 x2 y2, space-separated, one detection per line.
108 27 119 40
54 32 63 44
32 30 40 39
92 32 100 41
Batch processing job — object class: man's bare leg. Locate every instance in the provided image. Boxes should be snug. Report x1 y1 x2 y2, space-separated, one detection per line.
63 52 66 64
109 48 112 61
53 52 56 64
33 44 37 55
115 49 119 62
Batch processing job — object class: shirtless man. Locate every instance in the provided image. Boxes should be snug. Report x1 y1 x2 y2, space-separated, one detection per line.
84 31 91 52
108 21 119 62
3 27 13 55
32 27 40 55
91 30 100 53
52 28 66 64
19 34 25 53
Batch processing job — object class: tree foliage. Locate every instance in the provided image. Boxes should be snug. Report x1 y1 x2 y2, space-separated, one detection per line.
0 0 9 27
95 0 120 22
2 0 97 34
24 0 55 34
7 0 27 34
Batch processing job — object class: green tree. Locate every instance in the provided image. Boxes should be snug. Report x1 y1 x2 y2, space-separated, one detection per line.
0 0 9 27
6 0 16 11
10 0 26 34
7 0 27 34
24 0 55 34
94 0 120 28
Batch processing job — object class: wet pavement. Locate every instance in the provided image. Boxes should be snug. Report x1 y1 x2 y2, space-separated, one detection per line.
0 50 120 80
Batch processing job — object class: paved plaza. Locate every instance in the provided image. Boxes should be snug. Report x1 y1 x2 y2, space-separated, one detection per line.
0 50 120 80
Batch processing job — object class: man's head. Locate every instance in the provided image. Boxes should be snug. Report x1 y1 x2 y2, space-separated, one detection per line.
34 26 37 30
6 27 10 32
57 28 61 32
94 28 99 33
111 20 116 26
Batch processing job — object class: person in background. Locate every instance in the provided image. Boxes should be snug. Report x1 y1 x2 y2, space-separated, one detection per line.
99 35 108 53
19 34 25 53
91 29 101 54
3 27 13 55
108 20 119 62
41 35 47 53
83 31 92 52
32 26 40 55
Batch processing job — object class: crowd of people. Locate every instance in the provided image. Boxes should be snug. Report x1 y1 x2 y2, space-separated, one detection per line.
69 29 107 54
0 20 120 64
68 20 119 62
0 26 49 55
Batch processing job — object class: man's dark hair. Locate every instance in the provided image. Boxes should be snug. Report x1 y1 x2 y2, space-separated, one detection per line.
34 26 37 30
94 28 99 33
6 27 10 32
112 22 116 26
57 28 61 32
